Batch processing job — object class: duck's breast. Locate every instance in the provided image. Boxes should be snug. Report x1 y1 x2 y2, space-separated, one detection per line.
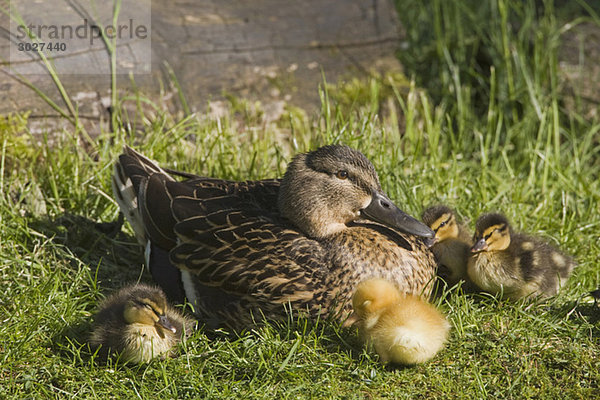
326 223 437 300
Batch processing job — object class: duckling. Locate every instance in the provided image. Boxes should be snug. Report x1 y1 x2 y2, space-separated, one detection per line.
90 284 193 363
352 278 450 365
422 205 475 290
112 145 436 330
468 213 575 299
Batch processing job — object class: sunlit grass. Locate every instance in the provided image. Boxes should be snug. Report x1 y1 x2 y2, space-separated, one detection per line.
1 0 600 398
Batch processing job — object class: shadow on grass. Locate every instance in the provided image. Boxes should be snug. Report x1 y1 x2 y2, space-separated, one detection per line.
29 212 148 292
50 318 97 367
25 212 158 366
551 298 600 337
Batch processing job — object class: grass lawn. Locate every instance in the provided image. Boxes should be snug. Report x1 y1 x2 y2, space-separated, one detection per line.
1 0 600 398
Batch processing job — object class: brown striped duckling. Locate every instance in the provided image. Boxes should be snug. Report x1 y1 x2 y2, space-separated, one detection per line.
352 278 450 365
112 145 436 330
422 205 476 290
468 213 575 299
90 284 193 363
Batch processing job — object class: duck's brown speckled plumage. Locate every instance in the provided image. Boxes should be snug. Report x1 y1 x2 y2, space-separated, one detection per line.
113 145 436 330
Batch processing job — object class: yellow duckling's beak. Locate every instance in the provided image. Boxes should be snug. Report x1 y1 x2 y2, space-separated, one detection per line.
156 315 177 334
471 238 488 253
361 191 434 238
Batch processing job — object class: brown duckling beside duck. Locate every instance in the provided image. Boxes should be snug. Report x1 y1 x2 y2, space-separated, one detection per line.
422 205 476 291
468 213 575 299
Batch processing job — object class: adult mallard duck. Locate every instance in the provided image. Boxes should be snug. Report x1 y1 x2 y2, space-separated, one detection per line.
112 144 436 330
468 213 575 299
90 284 193 363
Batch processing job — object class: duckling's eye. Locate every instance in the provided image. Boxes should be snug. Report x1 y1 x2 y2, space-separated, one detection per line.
335 170 349 180
438 216 451 229
140 303 157 314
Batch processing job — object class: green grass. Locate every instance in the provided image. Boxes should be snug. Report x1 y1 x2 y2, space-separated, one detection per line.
2 0 600 398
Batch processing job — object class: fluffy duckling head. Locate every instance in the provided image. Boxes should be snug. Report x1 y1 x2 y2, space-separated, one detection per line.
471 213 511 253
422 205 460 244
277 145 434 239
352 278 402 320
122 286 178 336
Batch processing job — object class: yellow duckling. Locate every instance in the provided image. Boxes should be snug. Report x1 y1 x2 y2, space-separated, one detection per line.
468 213 575 299
352 278 450 365
422 205 475 290
90 284 193 363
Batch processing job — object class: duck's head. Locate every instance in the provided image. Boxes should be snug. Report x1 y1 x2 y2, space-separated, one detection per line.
471 213 511 252
352 278 402 318
422 205 460 244
277 145 434 239
123 286 178 335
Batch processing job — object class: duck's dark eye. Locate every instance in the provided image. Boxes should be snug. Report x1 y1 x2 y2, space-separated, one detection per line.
336 170 348 180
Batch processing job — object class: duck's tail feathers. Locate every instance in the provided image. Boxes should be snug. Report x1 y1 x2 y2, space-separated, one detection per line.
112 146 175 244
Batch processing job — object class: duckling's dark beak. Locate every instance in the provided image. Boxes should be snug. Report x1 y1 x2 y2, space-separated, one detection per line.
361 192 434 238
156 315 177 334
471 238 488 253
424 236 438 248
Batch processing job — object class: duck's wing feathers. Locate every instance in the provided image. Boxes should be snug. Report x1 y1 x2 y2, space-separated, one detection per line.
169 194 328 303
140 173 328 305
115 147 330 311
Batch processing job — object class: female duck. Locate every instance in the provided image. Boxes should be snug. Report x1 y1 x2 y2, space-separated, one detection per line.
112 145 436 330
90 284 192 363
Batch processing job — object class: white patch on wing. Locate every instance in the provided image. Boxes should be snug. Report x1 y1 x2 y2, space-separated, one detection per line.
144 241 152 272
181 270 200 317
112 166 146 244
